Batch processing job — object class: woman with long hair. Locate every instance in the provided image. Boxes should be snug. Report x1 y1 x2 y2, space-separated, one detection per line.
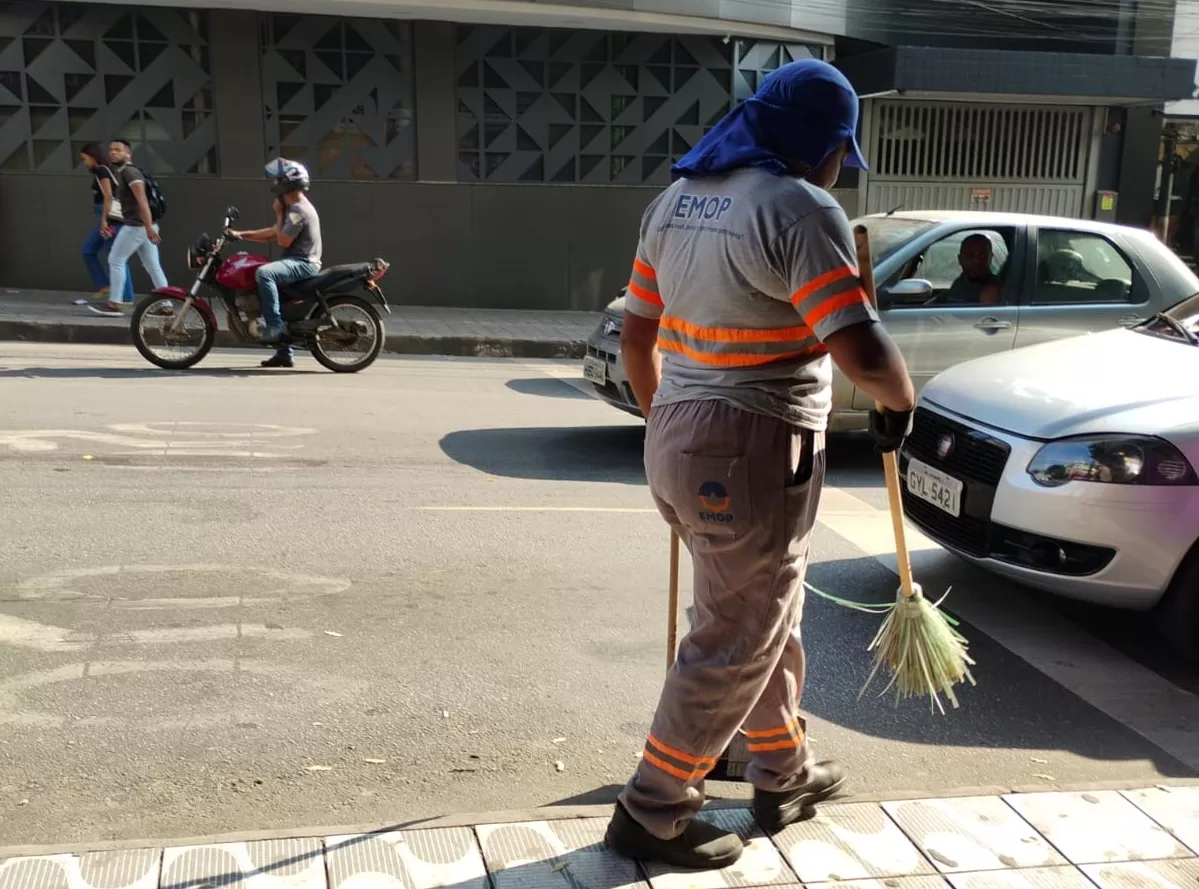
79 142 134 305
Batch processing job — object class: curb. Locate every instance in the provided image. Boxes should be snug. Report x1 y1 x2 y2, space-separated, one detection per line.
5 776 1199 859
0 320 588 362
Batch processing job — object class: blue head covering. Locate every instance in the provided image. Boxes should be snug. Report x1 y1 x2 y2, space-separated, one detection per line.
672 59 867 180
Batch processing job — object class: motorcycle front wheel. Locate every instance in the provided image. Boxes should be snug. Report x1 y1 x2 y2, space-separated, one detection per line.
131 294 218 370
309 295 385 373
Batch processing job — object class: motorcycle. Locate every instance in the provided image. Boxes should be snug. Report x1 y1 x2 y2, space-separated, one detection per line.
130 206 391 373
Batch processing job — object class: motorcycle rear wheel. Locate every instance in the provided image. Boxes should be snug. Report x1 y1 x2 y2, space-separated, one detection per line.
131 293 217 370
309 295 385 373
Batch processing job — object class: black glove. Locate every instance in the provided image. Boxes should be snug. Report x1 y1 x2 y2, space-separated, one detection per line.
868 406 914 454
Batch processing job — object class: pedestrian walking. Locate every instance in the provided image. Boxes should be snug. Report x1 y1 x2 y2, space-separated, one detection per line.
90 139 168 317
604 59 917 870
78 142 134 306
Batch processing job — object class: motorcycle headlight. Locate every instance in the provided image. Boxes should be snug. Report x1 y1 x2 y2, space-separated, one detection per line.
1027 435 1198 487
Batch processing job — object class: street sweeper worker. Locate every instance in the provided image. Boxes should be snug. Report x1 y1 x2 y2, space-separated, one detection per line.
605 58 917 871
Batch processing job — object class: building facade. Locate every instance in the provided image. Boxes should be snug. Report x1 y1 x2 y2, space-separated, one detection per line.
0 0 1194 310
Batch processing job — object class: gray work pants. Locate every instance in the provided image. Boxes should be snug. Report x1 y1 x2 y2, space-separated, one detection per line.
620 398 826 840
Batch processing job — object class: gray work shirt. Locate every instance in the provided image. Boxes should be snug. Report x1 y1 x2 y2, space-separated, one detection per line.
625 166 878 431
281 197 322 265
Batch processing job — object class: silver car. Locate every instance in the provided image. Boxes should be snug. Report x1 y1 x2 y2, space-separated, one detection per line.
583 210 1199 430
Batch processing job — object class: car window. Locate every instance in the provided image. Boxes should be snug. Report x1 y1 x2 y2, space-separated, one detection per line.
1033 230 1137 305
850 216 938 263
885 227 1013 308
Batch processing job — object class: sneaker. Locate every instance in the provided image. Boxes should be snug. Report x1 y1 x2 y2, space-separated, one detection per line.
261 353 294 369
88 302 125 317
753 761 847 834
605 801 743 870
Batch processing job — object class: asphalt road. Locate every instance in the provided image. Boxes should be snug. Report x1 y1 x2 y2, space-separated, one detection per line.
0 343 1196 848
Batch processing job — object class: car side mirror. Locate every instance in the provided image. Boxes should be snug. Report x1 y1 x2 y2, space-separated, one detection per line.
881 278 934 306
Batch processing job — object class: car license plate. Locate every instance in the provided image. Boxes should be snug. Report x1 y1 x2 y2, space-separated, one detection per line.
583 355 607 385
906 458 964 517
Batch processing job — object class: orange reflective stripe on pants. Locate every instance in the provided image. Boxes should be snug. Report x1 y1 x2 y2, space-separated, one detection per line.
618 399 825 842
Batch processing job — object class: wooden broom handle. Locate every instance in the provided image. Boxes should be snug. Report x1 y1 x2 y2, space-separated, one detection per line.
852 224 917 599
667 530 680 671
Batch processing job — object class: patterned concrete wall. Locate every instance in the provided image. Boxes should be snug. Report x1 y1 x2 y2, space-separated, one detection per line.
260 13 417 180
0 1 215 174
454 26 825 185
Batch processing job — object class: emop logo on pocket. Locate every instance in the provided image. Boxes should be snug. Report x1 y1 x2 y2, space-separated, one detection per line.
698 481 733 523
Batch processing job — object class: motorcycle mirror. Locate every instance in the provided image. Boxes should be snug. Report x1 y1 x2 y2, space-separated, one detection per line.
226 206 239 221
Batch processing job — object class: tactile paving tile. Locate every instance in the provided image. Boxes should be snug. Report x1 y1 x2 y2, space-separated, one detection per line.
806 877 951 889
1083 858 1199 889
1123 787 1199 855
0 850 160 889
883 797 1066 873
642 807 799 889
325 828 488 889
1004 792 1187 865
948 867 1097 889
1007 791 1184 868
475 818 645 889
161 839 324 889
773 802 937 883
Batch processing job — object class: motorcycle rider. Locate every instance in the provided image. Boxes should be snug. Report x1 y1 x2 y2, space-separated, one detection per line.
229 158 322 368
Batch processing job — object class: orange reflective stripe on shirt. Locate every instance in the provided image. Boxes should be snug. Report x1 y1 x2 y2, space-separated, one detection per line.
660 316 814 344
790 264 871 330
790 265 855 308
633 257 656 281
657 338 825 368
805 287 871 329
656 314 825 368
628 279 663 307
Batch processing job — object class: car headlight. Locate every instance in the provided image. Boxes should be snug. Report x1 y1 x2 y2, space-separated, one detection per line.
601 313 623 337
1027 435 1198 487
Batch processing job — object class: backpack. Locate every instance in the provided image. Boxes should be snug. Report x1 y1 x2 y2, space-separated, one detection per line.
142 172 166 221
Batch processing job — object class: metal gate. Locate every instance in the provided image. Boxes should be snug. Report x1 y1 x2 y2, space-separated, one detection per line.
864 101 1095 216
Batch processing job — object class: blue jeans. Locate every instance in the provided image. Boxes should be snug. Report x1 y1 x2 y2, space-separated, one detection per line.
82 205 134 302
256 257 320 358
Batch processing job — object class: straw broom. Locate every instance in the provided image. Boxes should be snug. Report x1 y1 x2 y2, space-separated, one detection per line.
852 224 976 714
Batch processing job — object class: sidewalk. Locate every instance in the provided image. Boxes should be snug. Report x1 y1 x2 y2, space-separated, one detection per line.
5 784 1199 889
0 290 600 360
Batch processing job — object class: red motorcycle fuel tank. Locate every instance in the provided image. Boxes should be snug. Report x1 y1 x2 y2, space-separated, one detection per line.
215 252 269 291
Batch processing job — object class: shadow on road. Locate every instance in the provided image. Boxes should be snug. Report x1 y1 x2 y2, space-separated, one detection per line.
543 784 627 807
506 377 592 400
441 422 884 489
0 366 320 379
794 553 1199 782
440 425 647 485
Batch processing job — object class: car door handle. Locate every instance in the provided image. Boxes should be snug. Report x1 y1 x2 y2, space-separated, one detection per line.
974 317 1012 332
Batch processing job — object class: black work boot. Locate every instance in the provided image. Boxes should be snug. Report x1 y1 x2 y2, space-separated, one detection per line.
753 761 847 834
605 801 743 870
261 353 294 369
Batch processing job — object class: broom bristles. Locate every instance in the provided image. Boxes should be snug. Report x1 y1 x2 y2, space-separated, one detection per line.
858 583 977 715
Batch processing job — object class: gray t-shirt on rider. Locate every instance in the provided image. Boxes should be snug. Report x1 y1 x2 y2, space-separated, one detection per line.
282 197 322 265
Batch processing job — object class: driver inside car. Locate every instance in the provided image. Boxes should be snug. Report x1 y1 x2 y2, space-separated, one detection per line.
944 233 1003 305
229 158 323 368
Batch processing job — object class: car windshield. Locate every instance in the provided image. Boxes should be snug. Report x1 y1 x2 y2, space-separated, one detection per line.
1135 291 1199 345
850 216 939 264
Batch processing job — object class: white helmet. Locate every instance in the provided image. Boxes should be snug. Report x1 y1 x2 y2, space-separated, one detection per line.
265 157 310 196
